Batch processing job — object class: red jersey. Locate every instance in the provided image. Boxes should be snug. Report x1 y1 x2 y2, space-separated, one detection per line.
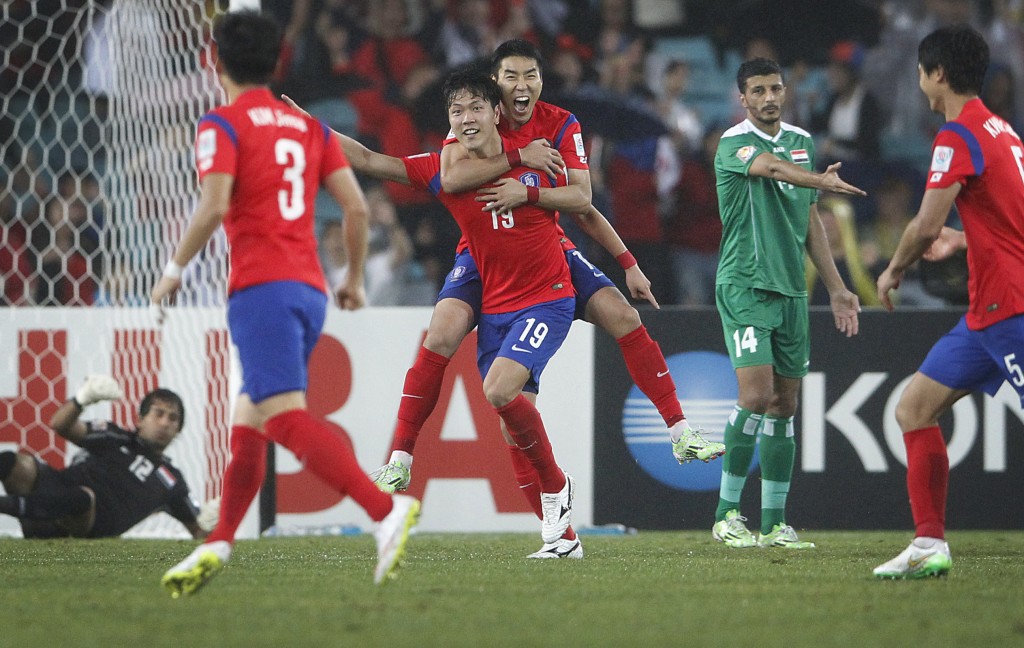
445 100 589 254
925 98 1024 329
403 151 573 314
195 88 348 294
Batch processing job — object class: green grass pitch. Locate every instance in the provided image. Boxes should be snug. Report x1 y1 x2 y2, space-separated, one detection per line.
2 531 1022 647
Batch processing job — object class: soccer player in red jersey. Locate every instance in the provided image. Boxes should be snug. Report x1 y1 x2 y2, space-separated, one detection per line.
874 25 1024 579
326 66 585 553
149 11 419 596
372 40 723 520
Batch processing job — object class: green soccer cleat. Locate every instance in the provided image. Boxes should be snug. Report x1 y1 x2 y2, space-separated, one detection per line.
370 461 412 493
873 539 952 579
711 510 757 548
374 495 421 585
756 523 816 549
162 540 231 599
671 425 726 464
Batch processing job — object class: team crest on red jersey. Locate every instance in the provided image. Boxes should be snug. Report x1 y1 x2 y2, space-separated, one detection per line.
519 172 541 187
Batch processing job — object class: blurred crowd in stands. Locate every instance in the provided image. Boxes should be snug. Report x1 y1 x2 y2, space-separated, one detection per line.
4 0 1022 307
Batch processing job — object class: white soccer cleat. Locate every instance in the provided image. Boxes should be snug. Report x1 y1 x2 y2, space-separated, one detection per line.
711 510 757 548
373 495 421 585
527 536 584 559
540 471 575 544
874 538 952 579
161 540 232 598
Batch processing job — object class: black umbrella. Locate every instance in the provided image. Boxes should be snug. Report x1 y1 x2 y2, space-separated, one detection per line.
549 86 669 141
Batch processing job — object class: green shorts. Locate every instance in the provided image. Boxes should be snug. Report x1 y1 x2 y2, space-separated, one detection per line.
715 284 809 378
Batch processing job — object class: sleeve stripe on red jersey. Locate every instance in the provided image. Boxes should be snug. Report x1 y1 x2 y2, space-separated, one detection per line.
554 114 579 149
940 122 985 176
428 172 442 196
318 121 332 145
199 114 238 148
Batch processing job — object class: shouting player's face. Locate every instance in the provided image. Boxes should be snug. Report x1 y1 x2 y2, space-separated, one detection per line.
137 399 183 452
494 55 542 127
740 73 785 131
448 90 500 154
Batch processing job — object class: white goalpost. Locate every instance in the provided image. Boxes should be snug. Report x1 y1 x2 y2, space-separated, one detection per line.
0 0 240 538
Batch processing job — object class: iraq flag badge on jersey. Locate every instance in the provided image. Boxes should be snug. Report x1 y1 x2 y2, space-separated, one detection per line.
791 149 809 164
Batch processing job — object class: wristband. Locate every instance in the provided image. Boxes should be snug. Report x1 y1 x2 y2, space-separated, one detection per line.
616 250 637 270
163 260 184 279
506 148 521 168
526 186 540 204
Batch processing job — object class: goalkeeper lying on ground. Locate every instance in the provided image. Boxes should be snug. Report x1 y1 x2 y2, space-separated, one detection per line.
0 375 214 538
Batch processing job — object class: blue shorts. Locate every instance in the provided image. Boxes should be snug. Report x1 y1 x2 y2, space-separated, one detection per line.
227 281 327 403
477 297 574 394
920 314 1024 406
566 248 616 320
437 248 613 323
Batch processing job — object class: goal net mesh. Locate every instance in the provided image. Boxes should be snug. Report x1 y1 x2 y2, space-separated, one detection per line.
1 0 234 538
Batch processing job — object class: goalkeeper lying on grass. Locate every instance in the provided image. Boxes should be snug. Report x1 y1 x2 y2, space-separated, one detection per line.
0 375 214 539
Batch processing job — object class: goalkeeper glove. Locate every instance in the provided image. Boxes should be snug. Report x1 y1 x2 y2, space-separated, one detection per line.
74 375 124 407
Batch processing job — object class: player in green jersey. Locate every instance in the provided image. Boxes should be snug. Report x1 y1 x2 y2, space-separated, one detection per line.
711 58 866 549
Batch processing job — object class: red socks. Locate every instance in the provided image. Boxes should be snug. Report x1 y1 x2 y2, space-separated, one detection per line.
264 409 393 522
208 425 267 544
617 326 684 428
496 395 565 493
904 426 948 539
507 445 576 541
392 347 450 454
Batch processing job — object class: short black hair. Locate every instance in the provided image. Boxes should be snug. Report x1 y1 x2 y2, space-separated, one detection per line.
737 57 783 93
918 24 989 96
213 10 282 85
139 388 185 432
491 39 544 76
443 64 502 110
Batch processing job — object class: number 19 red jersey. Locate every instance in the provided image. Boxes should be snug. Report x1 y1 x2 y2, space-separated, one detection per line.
195 88 349 295
925 98 1024 329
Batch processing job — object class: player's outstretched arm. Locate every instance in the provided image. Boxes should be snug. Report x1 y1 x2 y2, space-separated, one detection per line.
50 375 124 446
922 225 967 261
748 154 867 196
151 174 233 322
877 183 962 311
280 95 411 185
440 138 564 194
570 204 659 308
324 166 370 310
806 203 860 336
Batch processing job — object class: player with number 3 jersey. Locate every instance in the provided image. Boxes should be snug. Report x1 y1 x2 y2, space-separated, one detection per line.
874 25 1024 579
151 10 420 597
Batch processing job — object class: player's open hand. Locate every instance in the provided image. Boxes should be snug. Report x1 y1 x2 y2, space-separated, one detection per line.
876 266 903 312
625 265 659 309
922 226 966 261
830 288 861 337
821 162 867 196
280 94 311 119
476 178 527 213
76 374 123 407
519 139 564 177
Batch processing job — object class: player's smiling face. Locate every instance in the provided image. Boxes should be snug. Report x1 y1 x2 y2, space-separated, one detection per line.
447 90 500 154
495 55 542 127
740 73 785 131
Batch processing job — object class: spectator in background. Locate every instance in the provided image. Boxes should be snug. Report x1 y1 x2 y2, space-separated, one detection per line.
666 127 723 306
657 59 703 157
806 196 879 307
981 62 1021 135
31 198 97 306
320 186 435 306
859 175 947 307
1 191 35 306
811 41 884 164
435 0 530 68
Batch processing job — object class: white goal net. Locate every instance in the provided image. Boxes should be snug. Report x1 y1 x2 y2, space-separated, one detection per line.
1 0 235 537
